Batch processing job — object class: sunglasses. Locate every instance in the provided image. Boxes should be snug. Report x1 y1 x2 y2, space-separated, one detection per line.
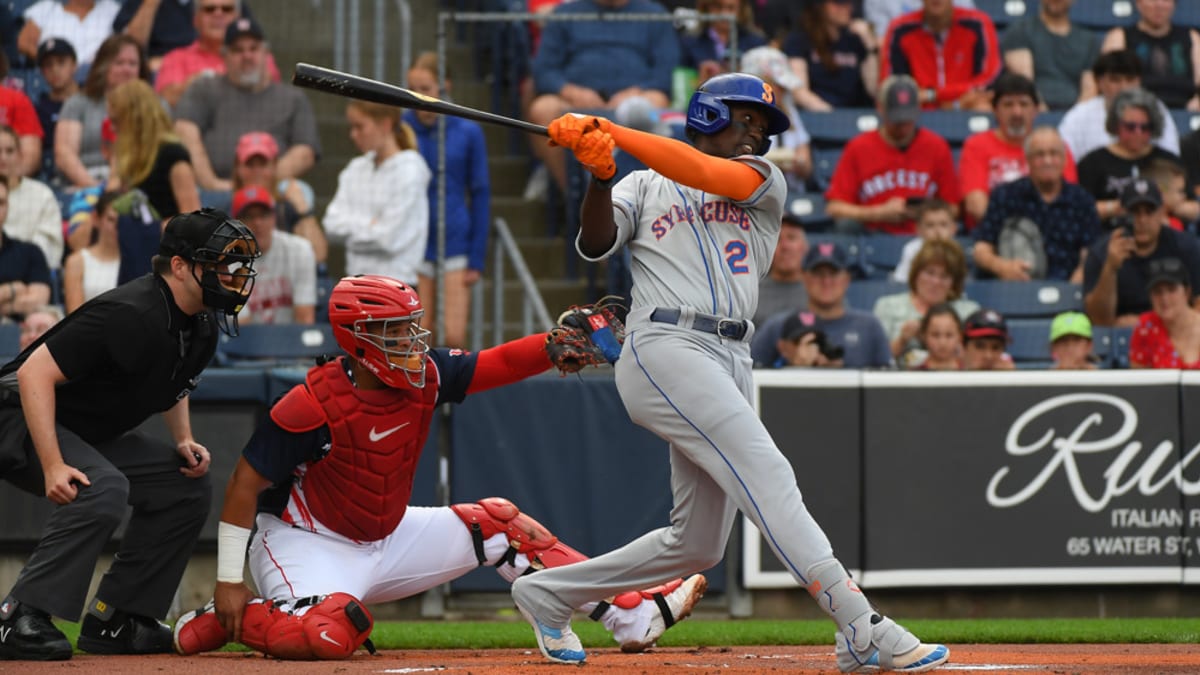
1120 121 1152 133
201 4 237 14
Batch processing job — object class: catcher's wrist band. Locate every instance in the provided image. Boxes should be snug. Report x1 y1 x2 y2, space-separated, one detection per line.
217 521 252 583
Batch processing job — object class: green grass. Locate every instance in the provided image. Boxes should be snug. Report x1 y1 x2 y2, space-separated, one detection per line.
59 617 1200 653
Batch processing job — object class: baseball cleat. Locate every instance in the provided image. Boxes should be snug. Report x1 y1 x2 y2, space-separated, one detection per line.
835 614 949 672
620 573 707 653
515 604 586 664
173 600 230 655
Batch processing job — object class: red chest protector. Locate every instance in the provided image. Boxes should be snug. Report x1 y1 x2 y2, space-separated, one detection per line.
270 357 439 541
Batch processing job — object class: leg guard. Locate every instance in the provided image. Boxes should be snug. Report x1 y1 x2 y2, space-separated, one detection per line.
240 593 374 660
451 497 589 577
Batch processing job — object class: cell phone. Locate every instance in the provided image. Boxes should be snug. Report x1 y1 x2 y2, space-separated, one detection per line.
1121 224 1134 238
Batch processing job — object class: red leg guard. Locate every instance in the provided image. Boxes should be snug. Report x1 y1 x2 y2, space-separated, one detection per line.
451 497 589 570
240 593 374 660
610 578 684 610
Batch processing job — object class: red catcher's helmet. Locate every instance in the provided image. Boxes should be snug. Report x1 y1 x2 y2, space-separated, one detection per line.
328 275 432 388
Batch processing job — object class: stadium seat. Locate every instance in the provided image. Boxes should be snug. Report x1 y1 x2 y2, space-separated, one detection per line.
963 279 1083 318
1033 110 1065 129
218 323 338 367
1171 109 1200 135
1090 325 1113 369
786 192 833 231
861 233 916 279
921 110 995 146
1109 325 1134 368
799 109 878 149
973 0 1037 30
1006 317 1053 365
1069 0 1135 30
810 148 842 192
0 322 19 363
845 279 906 312
315 274 335 323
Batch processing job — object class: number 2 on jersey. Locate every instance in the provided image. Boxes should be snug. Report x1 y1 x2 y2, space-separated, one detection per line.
724 241 749 274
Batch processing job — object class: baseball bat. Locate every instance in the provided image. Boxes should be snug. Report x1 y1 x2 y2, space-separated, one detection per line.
292 63 549 137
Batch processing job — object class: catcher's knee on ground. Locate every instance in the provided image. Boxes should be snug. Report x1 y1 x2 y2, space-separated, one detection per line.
241 593 374 660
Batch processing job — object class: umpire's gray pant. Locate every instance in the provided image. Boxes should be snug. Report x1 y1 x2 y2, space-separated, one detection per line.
0 406 211 621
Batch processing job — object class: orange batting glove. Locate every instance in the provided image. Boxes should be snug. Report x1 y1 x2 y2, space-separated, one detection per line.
574 130 616 180
547 113 612 151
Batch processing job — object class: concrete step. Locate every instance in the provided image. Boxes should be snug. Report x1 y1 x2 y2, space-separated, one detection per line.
491 196 556 238
488 155 531 196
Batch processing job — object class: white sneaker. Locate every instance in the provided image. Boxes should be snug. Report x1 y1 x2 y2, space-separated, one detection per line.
523 164 549 201
619 574 707 653
515 603 585 664
835 614 949 672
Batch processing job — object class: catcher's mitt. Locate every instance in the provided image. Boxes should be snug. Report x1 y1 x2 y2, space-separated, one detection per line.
545 297 627 374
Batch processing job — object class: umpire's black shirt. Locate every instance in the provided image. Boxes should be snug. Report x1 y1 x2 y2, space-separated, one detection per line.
0 274 218 444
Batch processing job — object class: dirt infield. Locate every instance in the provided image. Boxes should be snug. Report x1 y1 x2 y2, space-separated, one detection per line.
5 644 1200 673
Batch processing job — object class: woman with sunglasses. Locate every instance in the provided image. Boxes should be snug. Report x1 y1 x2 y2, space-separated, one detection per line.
1077 86 1181 230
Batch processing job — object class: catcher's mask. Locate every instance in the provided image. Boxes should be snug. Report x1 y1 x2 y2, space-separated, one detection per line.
328 275 431 389
159 208 260 336
685 72 790 155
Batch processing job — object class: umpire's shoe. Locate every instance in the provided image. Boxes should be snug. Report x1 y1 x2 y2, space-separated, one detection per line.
77 600 173 655
0 598 72 661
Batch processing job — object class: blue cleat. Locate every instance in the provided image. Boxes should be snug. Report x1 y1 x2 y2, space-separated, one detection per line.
516 604 586 664
836 614 949 672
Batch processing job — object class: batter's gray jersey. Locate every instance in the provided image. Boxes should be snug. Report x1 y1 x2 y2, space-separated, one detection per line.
578 156 787 322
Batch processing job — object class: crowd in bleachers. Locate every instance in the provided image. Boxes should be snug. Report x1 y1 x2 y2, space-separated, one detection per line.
515 0 1200 371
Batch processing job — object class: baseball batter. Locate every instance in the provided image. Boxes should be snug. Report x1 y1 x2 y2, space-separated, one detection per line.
511 74 950 673
172 275 706 660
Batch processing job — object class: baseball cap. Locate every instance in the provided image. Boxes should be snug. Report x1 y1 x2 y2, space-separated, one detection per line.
225 16 265 46
235 131 279 163
1120 178 1163 211
159 209 235 259
803 241 849 271
1145 256 1190 291
232 186 275 218
739 46 803 92
880 75 921 124
37 38 76 67
1049 312 1092 344
781 311 818 341
963 309 1009 342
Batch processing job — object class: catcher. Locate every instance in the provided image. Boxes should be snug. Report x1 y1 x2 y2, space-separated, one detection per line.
173 275 705 660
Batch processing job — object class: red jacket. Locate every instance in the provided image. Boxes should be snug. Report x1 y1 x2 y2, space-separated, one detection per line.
881 7 1001 108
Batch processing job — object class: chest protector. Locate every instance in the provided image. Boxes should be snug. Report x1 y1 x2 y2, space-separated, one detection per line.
271 358 439 541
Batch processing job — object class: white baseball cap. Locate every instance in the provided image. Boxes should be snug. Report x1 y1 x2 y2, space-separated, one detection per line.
739 46 803 92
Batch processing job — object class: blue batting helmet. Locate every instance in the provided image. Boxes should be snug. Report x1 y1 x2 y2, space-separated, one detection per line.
686 73 790 153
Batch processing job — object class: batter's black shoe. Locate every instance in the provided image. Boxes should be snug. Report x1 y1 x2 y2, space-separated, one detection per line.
78 610 174 655
0 599 72 661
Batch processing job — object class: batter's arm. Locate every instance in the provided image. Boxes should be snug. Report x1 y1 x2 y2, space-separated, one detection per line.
608 125 764 201
213 457 273 641
579 181 618 258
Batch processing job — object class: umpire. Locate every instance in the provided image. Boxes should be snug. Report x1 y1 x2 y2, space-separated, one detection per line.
0 208 259 660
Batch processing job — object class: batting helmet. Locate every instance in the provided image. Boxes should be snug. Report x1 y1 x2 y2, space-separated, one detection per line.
328 275 431 389
159 208 260 335
686 73 790 154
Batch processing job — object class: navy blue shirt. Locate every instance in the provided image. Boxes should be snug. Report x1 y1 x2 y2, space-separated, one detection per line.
33 92 62 184
751 307 892 369
974 176 1102 280
1083 226 1200 318
678 26 767 71
113 0 262 58
0 233 50 287
781 26 871 108
247 351 478 516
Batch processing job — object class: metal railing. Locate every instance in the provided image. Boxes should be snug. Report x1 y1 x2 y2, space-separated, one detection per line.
470 216 553 350
327 0 412 86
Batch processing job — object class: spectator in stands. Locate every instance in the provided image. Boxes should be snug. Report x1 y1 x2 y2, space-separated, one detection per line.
405 52 490 349
232 131 327 266
961 308 1015 370
1130 256 1200 368
738 46 812 193
1077 87 1181 229
678 0 766 83
754 211 809 326
17 304 63 351
1101 0 1200 111
771 317 844 368
61 189 119 312
751 242 892 368
107 79 199 220
154 0 281 108
864 0 975 43
34 38 78 187
880 0 1001 112
175 17 320 196
1048 310 1097 370
972 127 1100 282
0 125 65 270
782 0 878 111
1084 178 1200 327
911 302 963 370
55 34 148 192
1143 156 1199 231
115 0 264 71
0 52 44 179
0 180 52 321
18 0 121 73
1181 120 1200 200
324 102 430 285
527 0 679 195
960 74 1078 227
232 186 316 325
1058 50 1181 162
1000 0 1098 111
891 197 956 282
825 74 960 234
873 238 978 367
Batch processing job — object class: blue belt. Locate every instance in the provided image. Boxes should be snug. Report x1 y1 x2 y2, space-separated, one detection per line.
649 308 748 341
